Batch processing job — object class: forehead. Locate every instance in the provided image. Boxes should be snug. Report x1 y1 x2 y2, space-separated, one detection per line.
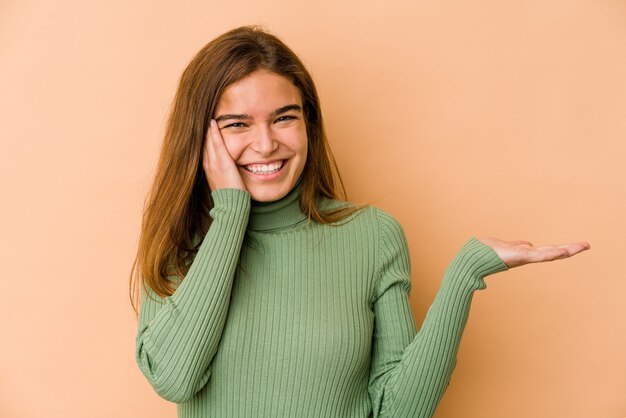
215 69 302 114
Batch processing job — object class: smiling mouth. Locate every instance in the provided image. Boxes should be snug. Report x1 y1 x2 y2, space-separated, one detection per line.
243 160 285 175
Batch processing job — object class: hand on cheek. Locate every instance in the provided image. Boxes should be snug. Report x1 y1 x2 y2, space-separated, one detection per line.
202 119 247 192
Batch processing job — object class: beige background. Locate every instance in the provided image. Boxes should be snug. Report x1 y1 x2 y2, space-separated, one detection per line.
1 0 624 417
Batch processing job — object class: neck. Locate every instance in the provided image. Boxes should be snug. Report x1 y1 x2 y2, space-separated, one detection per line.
247 177 308 232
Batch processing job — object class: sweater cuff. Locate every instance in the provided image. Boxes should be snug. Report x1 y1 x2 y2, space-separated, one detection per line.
445 236 509 291
209 188 251 219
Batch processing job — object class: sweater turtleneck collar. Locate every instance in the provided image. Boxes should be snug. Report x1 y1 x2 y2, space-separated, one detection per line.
247 176 309 232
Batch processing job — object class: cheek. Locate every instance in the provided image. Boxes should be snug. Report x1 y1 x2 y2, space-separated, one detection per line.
221 136 246 161
287 126 308 155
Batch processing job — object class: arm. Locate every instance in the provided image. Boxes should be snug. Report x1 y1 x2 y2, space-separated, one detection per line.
368 211 508 418
135 188 250 403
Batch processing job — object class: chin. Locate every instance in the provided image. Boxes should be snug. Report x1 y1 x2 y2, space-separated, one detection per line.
248 184 291 202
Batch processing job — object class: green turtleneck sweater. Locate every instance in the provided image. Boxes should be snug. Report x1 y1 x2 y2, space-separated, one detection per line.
135 182 508 418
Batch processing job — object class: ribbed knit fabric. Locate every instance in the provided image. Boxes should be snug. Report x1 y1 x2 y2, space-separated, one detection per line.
135 181 509 418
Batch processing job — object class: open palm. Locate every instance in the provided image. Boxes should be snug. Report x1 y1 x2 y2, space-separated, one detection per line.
476 237 590 269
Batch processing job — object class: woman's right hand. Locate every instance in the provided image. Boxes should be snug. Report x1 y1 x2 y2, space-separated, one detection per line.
202 119 246 192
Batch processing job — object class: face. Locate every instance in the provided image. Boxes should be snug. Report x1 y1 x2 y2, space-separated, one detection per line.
213 69 308 202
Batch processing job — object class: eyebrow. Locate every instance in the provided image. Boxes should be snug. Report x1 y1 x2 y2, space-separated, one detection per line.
214 104 302 123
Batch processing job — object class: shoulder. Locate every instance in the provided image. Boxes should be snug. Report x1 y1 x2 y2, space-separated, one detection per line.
318 197 407 241
372 207 410 260
367 207 412 297
373 207 405 237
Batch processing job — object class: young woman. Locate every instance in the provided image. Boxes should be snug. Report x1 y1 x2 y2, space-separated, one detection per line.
130 25 590 418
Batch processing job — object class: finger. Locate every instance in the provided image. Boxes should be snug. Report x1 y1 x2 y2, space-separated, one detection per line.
207 119 226 168
203 122 223 191
207 120 217 160
203 121 222 183
209 119 231 158
536 242 590 254
203 121 214 165
561 242 591 256
526 247 571 263
528 243 589 263
205 120 221 164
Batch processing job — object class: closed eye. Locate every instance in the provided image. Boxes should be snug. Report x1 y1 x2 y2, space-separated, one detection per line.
276 115 297 123
224 122 247 129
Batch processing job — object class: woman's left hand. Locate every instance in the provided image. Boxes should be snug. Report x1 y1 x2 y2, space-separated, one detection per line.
475 237 591 269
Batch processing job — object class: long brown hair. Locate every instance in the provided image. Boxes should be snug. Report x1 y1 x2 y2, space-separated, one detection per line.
129 25 359 315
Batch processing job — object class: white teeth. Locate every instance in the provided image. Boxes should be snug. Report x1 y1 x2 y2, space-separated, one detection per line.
245 160 283 174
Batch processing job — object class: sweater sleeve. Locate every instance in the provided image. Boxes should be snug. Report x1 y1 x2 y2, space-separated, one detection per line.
135 188 251 403
368 211 508 418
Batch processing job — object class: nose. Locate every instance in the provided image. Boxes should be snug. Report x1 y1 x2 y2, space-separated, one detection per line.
250 124 278 156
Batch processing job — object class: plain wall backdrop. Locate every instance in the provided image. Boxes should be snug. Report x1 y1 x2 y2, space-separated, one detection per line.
1 0 624 417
